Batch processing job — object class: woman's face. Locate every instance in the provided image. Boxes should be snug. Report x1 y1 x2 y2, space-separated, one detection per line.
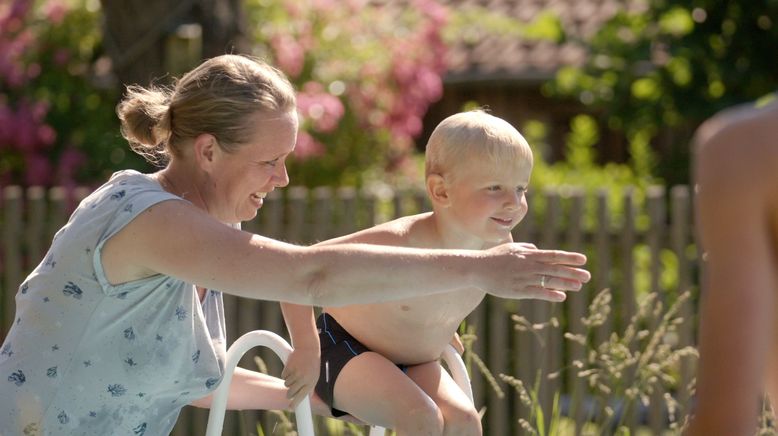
205 110 298 224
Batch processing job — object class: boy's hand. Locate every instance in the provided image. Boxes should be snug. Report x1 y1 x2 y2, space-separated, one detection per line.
281 345 320 408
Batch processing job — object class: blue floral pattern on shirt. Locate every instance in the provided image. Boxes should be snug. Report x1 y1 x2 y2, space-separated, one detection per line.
0 171 227 435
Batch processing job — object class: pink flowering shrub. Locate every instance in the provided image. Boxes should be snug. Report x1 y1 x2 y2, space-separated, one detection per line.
0 0 127 188
246 0 449 187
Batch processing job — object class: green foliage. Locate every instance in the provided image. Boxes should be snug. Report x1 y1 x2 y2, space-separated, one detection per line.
520 113 655 230
544 0 778 185
444 6 565 44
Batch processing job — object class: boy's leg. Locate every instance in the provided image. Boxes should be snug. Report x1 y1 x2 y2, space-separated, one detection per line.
406 361 482 436
332 352 445 436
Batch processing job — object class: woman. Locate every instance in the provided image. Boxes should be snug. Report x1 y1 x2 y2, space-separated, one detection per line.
0 54 590 435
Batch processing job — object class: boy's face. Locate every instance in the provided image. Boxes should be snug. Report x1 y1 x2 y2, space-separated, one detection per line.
444 157 532 244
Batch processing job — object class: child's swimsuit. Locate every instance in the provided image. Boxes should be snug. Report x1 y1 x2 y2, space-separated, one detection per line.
314 313 407 416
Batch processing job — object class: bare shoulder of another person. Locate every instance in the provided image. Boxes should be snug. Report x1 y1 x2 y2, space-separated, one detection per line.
314 213 432 248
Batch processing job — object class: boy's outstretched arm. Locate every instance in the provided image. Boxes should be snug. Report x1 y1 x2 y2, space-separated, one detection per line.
280 302 321 408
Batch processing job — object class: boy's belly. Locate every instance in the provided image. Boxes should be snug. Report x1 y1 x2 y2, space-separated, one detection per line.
326 288 485 365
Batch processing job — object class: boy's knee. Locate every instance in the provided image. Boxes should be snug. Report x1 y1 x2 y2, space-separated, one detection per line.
443 405 482 436
397 401 444 435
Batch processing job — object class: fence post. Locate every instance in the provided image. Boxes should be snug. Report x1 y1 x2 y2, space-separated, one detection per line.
671 185 694 413
487 296 508 435
2 187 23 337
26 187 47 266
512 190 536 429
620 187 638 429
565 188 588 431
538 188 562 431
312 186 333 243
647 186 667 432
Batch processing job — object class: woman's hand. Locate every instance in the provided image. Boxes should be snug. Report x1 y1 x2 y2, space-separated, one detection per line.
480 243 591 302
281 345 320 408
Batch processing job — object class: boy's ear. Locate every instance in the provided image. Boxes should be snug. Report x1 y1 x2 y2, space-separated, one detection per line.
426 174 451 207
192 134 218 172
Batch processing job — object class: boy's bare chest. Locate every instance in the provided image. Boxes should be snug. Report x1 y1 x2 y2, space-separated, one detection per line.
328 287 486 364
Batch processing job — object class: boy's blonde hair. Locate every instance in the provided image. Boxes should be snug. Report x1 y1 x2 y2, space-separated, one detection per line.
425 110 533 180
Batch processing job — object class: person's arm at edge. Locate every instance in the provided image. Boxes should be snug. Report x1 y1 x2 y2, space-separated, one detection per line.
687 110 778 435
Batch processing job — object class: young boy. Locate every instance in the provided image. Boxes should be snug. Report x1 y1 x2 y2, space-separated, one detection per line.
281 110 548 435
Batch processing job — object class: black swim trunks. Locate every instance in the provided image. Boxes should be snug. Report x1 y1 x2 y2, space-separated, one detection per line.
314 312 407 417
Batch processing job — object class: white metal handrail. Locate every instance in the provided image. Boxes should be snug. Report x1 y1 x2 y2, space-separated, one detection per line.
205 330 315 436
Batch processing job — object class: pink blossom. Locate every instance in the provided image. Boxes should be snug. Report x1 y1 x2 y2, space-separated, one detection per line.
345 0 368 13
294 131 325 160
312 0 336 13
37 124 56 146
42 0 68 24
271 35 305 78
5 100 51 152
26 62 40 80
1 0 31 26
0 104 12 146
416 67 443 101
414 0 449 26
53 48 69 66
297 82 345 133
56 147 86 185
24 153 52 186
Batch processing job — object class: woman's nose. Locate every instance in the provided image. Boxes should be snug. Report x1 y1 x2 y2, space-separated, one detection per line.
274 164 290 188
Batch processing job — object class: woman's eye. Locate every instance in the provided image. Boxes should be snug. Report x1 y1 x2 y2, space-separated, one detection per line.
487 186 501 191
263 159 279 167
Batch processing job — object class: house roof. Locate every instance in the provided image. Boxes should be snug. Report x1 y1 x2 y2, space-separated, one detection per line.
443 0 631 84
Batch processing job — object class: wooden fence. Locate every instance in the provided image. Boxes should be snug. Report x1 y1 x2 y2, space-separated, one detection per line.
0 184 699 435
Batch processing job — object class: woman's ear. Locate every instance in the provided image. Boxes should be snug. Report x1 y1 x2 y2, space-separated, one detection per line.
426 174 451 207
192 134 218 171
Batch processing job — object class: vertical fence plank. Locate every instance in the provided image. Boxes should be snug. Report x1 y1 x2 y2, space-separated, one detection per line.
47 187 68 244
222 293 240 436
414 189 430 213
671 186 694 412
620 187 638 429
26 187 47 266
392 189 405 219
487 296 508 435
565 188 588 431
468 296 487 414
171 407 192 436
594 190 612 344
337 187 357 237
312 187 332 243
2 187 23 336
647 186 666 432
512 190 535 428
360 188 377 229
538 189 561 431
